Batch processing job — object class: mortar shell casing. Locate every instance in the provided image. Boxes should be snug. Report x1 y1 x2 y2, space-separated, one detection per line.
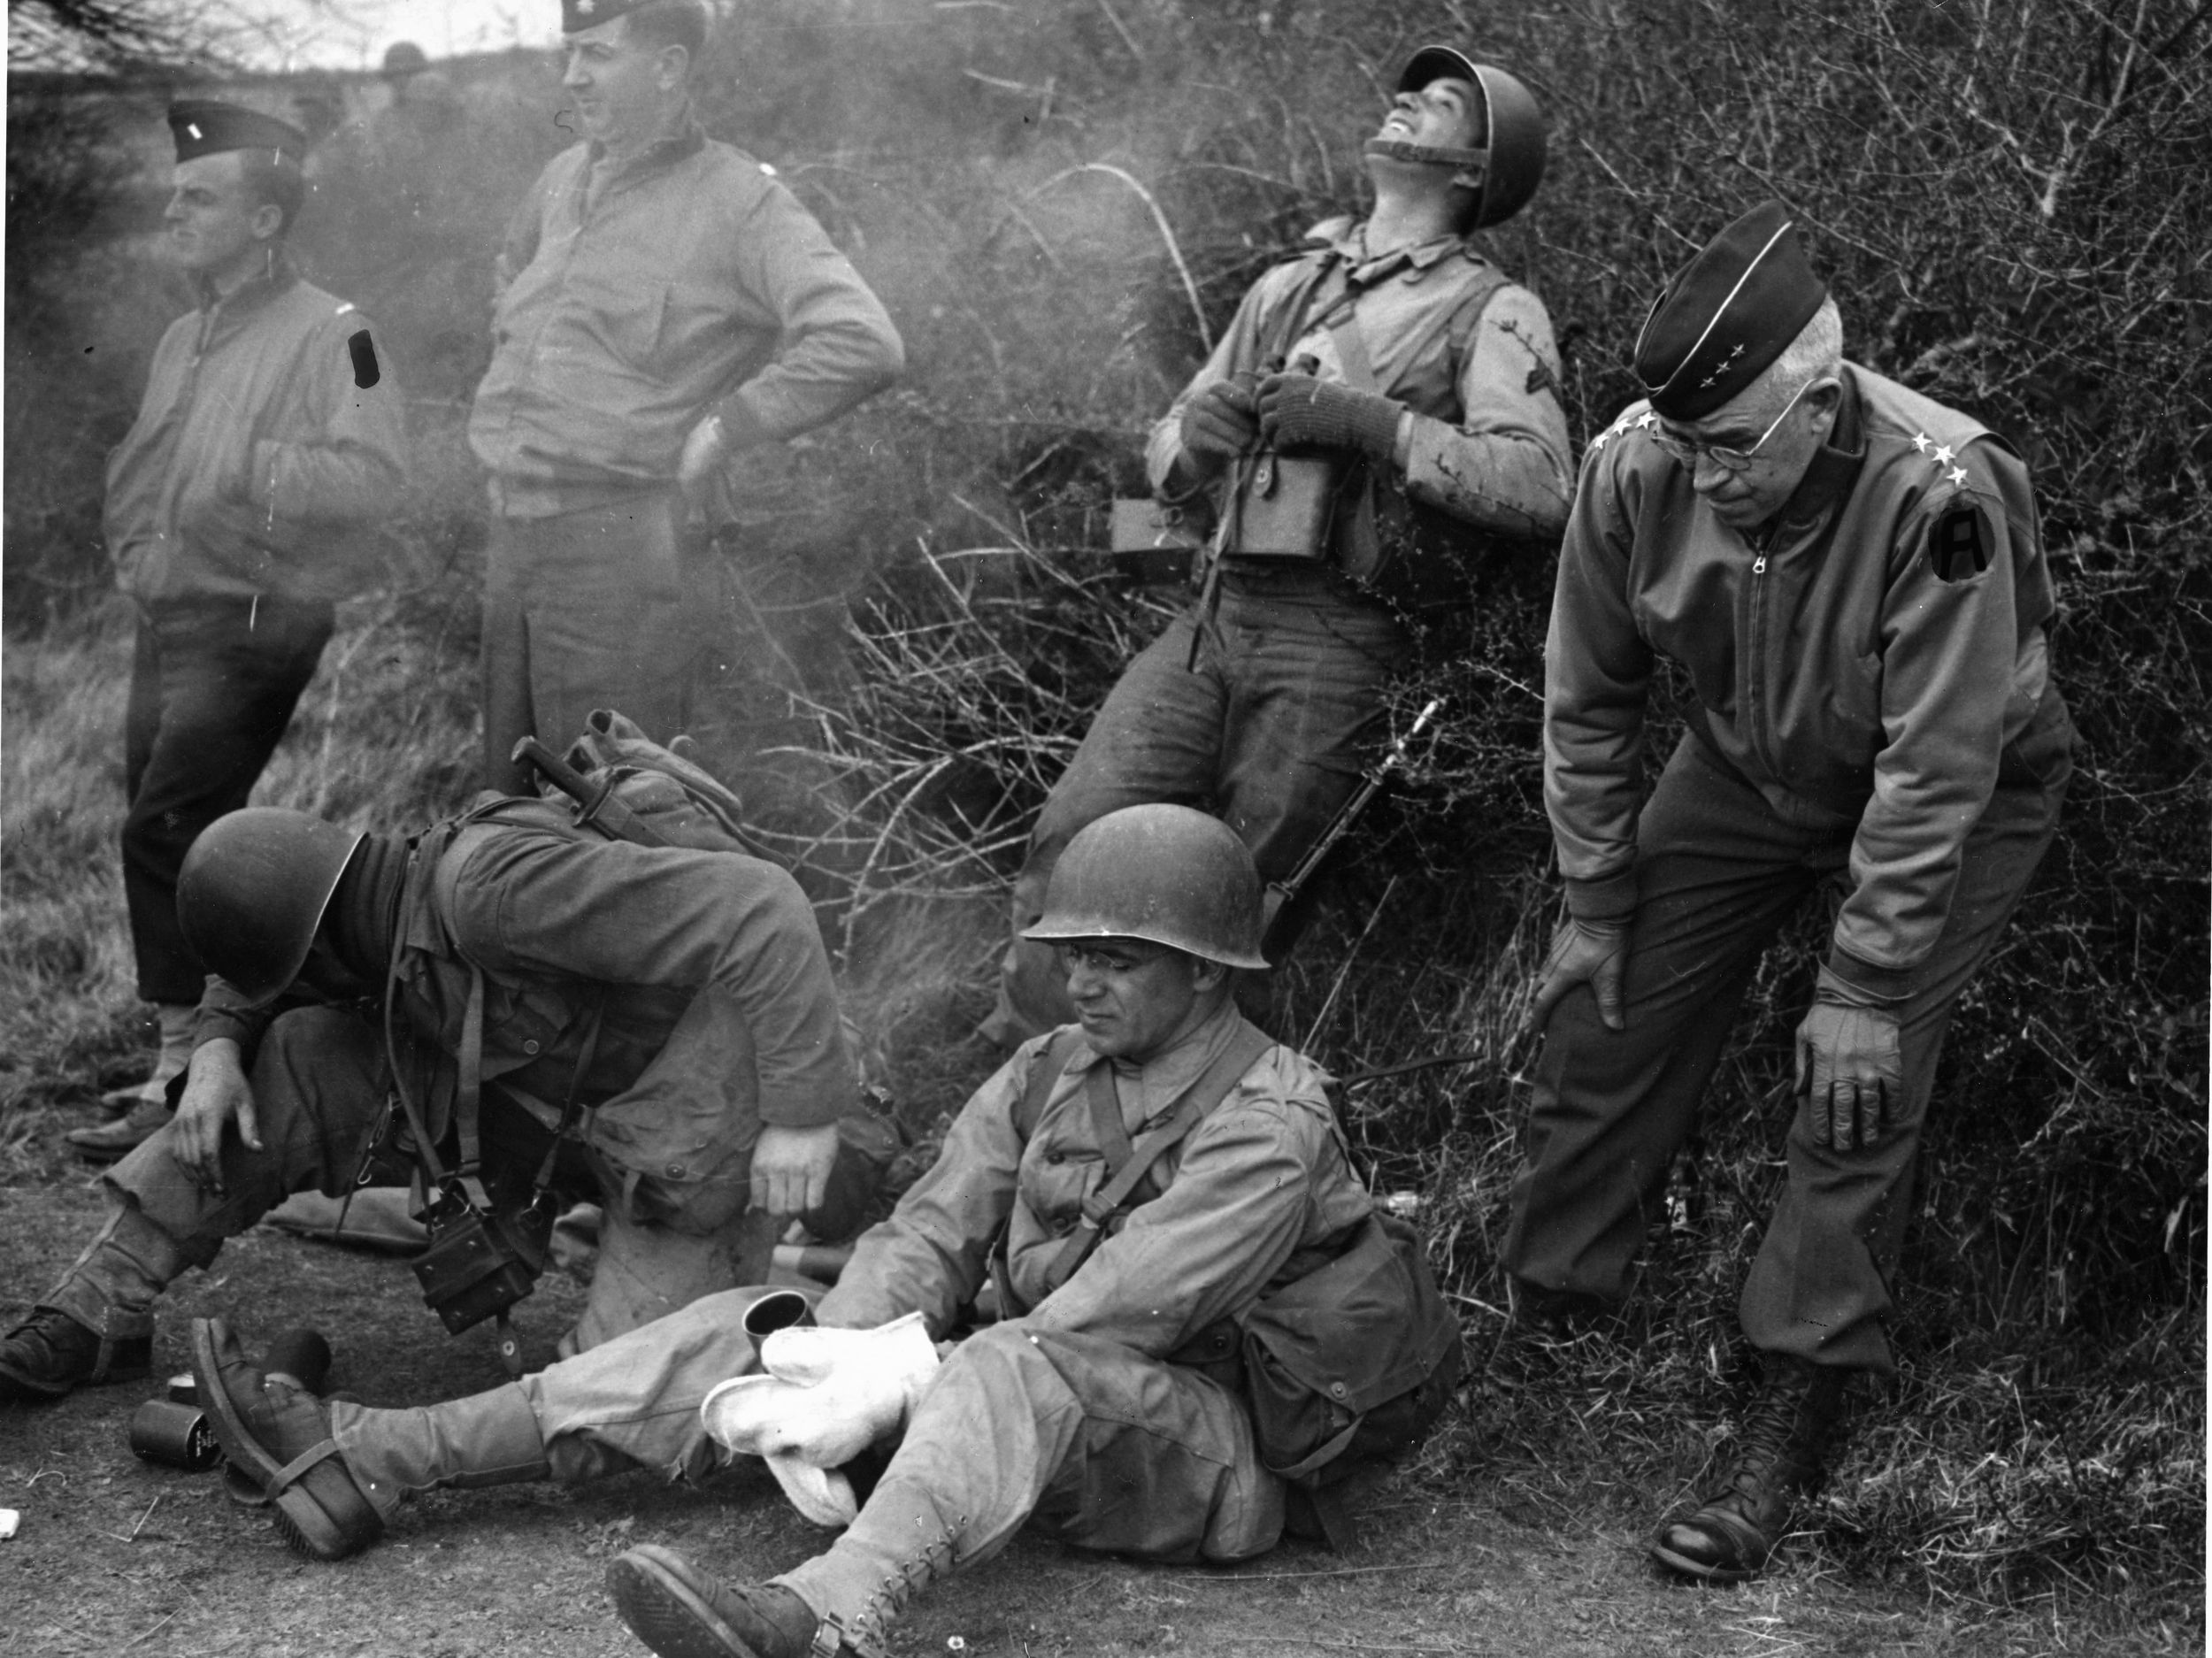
129 1399 223 1471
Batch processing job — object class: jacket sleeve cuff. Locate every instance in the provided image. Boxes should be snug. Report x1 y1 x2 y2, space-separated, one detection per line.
1822 947 1914 1003
757 1087 852 1132
193 992 265 1058
1564 871 1638 923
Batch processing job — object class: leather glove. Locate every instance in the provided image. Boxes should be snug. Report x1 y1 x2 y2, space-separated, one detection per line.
699 1313 941 1526
1794 966 1905 1152
1178 378 1260 472
1255 373 1402 463
1523 915 1632 1038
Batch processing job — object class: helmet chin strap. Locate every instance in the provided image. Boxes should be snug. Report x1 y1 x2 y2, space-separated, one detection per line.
1363 136 1490 197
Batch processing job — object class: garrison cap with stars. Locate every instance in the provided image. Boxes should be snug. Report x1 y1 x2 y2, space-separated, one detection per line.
1632 200 1828 422
167 100 307 165
563 0 656 30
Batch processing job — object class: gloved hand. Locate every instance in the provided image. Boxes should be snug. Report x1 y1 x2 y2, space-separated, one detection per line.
1255 373 1402 462
1179 378 1261 472
699 1313 941 1526
1523 915 1632 1037
1794 967 1904 1152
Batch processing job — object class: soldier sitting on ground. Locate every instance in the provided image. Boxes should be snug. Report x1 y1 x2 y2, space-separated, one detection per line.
1 752 893 1402
187 805 1459 1658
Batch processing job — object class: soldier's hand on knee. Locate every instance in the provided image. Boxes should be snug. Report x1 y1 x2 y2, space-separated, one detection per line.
749 1122 841 1217
1794 970 1904 1151
1523 915 1632 1039
173 1038 260 1194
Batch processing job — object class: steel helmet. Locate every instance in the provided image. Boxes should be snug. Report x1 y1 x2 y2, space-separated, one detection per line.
176 808 366 1007
1365 46 1547 230
380 41 429 79
1023 804 1269 971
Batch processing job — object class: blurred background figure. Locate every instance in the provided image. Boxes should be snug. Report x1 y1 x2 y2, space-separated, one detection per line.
467 0 902 794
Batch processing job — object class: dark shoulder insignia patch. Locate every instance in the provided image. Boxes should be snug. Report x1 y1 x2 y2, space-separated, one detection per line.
1928 503 1990 583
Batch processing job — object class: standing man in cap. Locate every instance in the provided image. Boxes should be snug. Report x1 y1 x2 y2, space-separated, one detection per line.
1508 201 2074 1580
178 806 1455 1658
468 0 903 793
983 45 1572 1046
81 100 411 1160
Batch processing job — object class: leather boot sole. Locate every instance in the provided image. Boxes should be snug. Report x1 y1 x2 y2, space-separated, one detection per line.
1649 1533 1762 1584
188 1318 383 1561
607 1546 776 1658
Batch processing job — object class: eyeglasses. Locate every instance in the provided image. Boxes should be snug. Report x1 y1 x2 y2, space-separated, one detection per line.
1649 375 1823 473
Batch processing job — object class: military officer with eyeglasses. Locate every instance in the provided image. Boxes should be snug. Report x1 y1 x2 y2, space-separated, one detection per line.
1504 202 2075 1583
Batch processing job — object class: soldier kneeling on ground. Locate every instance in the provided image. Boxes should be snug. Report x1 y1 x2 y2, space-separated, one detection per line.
188 804 1461 1658
1 730 894 1402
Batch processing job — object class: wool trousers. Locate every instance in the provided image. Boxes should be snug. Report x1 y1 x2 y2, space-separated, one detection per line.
1502 691 2073 1374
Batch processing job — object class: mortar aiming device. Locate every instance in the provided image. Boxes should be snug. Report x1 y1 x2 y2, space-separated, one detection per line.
1260 696 1444 952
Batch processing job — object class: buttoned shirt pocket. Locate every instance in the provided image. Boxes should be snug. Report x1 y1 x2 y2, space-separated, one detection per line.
1020 1128 1107 1239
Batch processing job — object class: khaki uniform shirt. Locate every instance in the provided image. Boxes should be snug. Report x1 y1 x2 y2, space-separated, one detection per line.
1148 216 1573 549
469 120 904 518
819 1000 1372 1355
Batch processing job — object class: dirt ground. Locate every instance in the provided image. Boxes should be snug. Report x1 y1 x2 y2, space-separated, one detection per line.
0 1181 2186 1658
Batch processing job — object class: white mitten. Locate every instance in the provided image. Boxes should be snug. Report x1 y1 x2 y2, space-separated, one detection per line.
756 1312 940 1463
697 1373 860 1526
696 1314 941 1529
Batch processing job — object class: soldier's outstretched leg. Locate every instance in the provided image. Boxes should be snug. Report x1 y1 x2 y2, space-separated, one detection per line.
609 1324 1279 1658
189 1286 777 1558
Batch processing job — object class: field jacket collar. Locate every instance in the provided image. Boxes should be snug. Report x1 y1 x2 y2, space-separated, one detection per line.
192 250 301 342
1061 996 1252 1131
1758 365 1870 546
1306 214 1478 288
582 112 708 196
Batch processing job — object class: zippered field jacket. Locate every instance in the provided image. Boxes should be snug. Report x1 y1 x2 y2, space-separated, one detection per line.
469 122 902 519
104 258 411 606
1544 364 2060 994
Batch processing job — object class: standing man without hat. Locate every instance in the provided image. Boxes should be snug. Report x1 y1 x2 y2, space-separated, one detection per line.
77 101 411 1161
468 0 903 794
1507 201 2075 1581
981 46 1572 1046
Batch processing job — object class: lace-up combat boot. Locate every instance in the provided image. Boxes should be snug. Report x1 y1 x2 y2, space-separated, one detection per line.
1650 1355 1849 1583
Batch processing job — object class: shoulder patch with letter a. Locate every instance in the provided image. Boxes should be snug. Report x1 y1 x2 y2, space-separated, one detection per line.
1927 502 1990 583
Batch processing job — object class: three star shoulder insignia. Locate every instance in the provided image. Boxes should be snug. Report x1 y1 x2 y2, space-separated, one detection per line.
1589 406 1657 454
1910 433 1971 490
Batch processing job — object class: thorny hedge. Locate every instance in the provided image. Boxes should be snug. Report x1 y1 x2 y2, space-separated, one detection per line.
4 0 2204 1614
